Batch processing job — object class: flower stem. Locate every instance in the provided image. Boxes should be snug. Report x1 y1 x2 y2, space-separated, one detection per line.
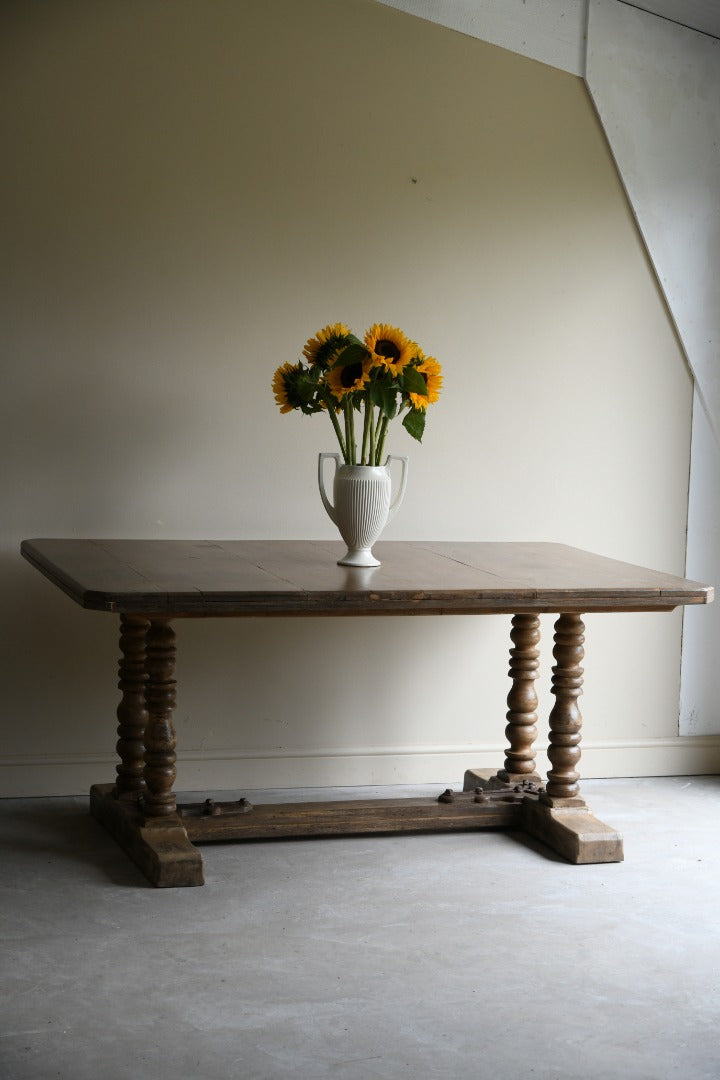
327 403 347 462
361 401 372 465
375 415 389 465
344 398 356 465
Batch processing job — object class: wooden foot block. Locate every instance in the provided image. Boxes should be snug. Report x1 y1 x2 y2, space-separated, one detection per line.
521 796 623 864
90 783 204 887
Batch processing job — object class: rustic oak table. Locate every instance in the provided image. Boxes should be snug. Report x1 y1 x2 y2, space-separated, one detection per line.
21 538 713 887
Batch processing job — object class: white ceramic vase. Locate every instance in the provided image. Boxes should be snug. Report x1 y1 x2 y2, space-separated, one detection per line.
318 453 408 567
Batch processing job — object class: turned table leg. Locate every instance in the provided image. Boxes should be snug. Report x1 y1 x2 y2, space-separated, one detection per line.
546 613 585 801
498 613 541 784
464 613 542 792
522 613 623 863
90 615 204 887
114 615 150 800
143 618 178 817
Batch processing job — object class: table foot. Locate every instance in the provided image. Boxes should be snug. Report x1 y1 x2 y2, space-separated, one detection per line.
521 795 623 864
90 783 204 887
463 768 623 863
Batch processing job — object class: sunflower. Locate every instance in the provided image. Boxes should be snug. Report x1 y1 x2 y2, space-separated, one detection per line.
326 354 372 400
272 362 300 413
272 361 320 413
302 323 352 369
408 354 443 411
273 320 442 463
364 323 415 377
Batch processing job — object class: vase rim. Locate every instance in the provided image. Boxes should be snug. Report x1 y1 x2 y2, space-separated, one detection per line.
335 462 389 473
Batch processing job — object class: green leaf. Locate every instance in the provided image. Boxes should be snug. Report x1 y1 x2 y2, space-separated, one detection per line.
335 343 370 367
379 388 398 418
402 366 428 398
297 372 319 404
369 382 398 418
294 370 324 413
403 407 426 442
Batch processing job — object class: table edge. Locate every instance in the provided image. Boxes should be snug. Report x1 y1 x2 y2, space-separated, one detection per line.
21 538 714 616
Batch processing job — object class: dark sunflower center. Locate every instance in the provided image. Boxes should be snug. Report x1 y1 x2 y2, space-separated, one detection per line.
341 362 363 388
375 339 401 362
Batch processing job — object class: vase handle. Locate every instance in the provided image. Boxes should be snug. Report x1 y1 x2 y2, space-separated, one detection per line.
385 455 409 522
318 452 341 525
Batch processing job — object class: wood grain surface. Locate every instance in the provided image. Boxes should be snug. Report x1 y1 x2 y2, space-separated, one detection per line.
21 538 713 615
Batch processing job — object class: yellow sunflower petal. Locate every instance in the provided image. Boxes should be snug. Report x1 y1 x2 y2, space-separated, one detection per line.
409 355 443 410
303 322 352 367
272 362 297 413
364 323 416 376
327 355 372 400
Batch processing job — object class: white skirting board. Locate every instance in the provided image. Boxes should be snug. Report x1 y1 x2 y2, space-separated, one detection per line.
3 738 719 798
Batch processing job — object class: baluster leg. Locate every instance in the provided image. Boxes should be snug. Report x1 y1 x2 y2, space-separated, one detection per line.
498 613 541 783
90 615 204 885
143 618 178 818
114 615 150 800
463 613 542 792
546 613 585 800
521 612 623 863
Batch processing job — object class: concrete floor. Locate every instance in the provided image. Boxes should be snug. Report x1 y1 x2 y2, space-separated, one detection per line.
1 776 719 1080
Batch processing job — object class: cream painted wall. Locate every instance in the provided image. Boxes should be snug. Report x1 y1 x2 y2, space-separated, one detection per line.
1 0 709 798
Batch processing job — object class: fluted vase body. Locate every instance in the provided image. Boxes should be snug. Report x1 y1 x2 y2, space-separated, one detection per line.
318 454 408 567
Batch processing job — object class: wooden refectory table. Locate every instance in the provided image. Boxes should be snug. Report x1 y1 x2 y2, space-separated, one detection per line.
21 538 713 887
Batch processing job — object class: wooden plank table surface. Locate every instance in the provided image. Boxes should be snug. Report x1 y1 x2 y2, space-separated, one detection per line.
21 539 714 886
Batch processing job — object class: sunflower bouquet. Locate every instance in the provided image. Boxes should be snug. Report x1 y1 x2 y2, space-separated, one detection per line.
272 322 442 466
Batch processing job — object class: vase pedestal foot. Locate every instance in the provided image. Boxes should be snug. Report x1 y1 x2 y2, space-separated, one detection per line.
337 547 380 568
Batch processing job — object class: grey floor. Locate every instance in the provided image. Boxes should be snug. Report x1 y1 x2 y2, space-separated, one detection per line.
1 776 719 1080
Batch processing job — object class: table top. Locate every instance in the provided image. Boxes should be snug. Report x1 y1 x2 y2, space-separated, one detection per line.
21 539 714 616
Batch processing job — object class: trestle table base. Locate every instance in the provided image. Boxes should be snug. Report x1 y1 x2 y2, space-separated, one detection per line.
21 538 706 887
91 605 626 886
90 781 539 888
